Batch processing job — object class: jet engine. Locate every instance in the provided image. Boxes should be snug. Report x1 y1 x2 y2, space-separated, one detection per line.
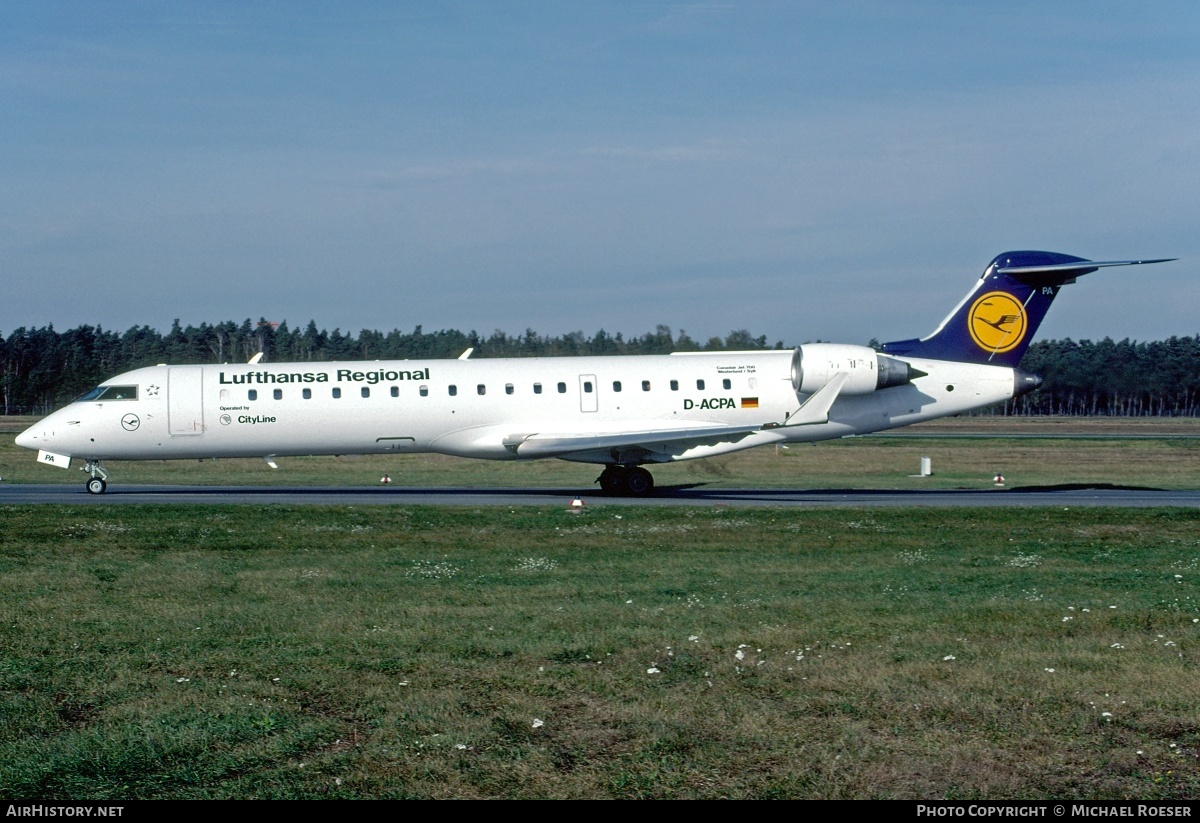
791 344 920 397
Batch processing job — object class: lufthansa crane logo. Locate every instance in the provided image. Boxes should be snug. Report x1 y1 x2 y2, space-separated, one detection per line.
967 291 1027 354
121 413 140 432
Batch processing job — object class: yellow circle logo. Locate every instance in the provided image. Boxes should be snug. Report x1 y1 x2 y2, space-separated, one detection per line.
968 291 1027 354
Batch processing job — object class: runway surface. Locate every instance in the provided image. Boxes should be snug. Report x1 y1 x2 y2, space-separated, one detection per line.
2 483 1199 507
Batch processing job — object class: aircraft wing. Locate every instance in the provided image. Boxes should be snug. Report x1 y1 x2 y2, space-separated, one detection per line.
502 422 765 459
499 373 847 459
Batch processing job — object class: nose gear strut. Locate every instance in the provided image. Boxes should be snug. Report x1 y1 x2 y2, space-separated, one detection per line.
82 460 109 495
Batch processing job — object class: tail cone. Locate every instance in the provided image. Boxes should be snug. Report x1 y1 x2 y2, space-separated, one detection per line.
1013 370 1042 397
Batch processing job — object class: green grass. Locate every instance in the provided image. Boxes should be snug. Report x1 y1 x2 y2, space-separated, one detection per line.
1 505 1198 798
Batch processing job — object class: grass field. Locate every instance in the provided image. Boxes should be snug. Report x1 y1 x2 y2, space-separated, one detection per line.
3 416 1199 492
1 505 1198 799
2 417 1197 798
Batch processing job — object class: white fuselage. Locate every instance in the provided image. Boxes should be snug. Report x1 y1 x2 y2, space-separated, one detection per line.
16 350 1016 467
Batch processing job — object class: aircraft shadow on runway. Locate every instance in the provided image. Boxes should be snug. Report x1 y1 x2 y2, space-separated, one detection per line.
78 480 1167 501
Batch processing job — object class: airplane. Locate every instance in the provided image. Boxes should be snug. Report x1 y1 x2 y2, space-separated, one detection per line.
15 250 1174 496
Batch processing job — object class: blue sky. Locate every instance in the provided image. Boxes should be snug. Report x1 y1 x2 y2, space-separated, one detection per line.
4 1 1199 349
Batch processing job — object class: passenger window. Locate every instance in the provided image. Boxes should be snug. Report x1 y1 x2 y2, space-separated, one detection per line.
557 382 566 394
583 381 593 393
723 378 732 390
613 381 622 392
248 389 258 401
303 388 312 399
391 386 399 397
477 384 486 395
361 387 370 398
332 388 341 399
420 385 429 397
505 383 514 395
642 380 651 392
220 389 229 401
273 388 282 400
697 379 705 390
670 380 678 391
449 385 457 396
534 383 543 394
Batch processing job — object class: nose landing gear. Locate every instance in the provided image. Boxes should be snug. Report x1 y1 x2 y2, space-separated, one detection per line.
83 461 109 495
596 465 655 497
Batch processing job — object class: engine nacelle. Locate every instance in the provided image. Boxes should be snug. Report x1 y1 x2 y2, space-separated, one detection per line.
791 344 917 397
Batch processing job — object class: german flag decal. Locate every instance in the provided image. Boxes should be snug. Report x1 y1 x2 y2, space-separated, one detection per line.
740 397 759 409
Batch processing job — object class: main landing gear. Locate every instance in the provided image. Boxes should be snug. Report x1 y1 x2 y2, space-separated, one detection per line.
596 465 655 497
83 460 109 495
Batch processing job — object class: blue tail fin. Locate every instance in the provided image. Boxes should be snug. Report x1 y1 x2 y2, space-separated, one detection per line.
880 251 1174 367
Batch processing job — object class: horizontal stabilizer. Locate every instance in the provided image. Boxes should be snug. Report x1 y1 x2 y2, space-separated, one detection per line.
998 257 1175 275
997 256 1176 285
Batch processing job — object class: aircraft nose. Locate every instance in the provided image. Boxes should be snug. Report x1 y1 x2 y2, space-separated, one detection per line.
15 426 36 450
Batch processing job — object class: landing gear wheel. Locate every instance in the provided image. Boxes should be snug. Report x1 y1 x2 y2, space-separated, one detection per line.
598 467 626 495
82 460 110 493
597 465 655 496
624 467 654 496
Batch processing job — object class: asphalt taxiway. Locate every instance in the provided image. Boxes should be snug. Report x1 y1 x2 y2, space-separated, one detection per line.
2 483 1199 508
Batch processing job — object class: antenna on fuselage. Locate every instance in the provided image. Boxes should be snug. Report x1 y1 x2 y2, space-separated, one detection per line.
248 352 264 364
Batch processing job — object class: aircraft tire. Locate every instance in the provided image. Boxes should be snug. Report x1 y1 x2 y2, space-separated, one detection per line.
624 467 654 496
86 477 107 495
598 467 626 495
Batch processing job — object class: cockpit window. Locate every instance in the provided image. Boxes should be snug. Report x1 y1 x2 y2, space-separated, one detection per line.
77 385 138 401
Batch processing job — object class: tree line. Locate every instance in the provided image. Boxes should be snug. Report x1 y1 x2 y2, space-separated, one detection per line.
2 319 1198 417
1006 336 1200 417
0 319 776 415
